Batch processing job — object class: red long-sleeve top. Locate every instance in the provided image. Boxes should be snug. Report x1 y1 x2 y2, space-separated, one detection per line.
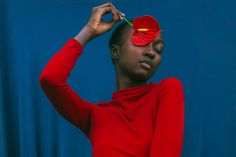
39 38 185 157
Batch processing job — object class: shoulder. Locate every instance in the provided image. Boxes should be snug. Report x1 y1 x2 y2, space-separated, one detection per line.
154 77 184 92
159 77 183 86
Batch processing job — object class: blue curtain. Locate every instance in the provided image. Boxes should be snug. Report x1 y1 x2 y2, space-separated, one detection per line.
1 0 235 157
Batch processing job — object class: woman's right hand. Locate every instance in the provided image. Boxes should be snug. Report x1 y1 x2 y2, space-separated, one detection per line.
87 3 124 37
74 3 124 46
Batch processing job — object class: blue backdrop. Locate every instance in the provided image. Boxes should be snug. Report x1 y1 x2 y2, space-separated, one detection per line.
1 0 236 157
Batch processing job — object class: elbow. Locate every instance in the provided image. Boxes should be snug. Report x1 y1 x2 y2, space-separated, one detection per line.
39 72 48 87
39 71 55 87
39 70 65 88
39 73 46 84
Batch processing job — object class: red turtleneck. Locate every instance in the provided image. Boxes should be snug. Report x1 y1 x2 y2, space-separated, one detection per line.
39 39 185 157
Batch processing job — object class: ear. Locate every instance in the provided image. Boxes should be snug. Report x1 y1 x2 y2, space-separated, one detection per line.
111 45 121 60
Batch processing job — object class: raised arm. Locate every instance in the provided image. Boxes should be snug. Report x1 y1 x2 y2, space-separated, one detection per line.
39 38 94 135
150 78 185 157
39 3 123 136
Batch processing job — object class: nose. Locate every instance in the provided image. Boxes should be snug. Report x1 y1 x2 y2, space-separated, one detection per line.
143 50 155 59
143 43 156 58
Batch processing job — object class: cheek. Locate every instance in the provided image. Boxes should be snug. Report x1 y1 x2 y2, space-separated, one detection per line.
120 46 141 65
120 51 138 67
153 55 162 68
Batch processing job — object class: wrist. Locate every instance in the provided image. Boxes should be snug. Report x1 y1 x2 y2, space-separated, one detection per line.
74 25 96 47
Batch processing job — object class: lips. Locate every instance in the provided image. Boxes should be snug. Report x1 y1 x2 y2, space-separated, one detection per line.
139 59 153 70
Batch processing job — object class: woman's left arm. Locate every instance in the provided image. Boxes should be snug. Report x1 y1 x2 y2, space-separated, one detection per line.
150 78 185 157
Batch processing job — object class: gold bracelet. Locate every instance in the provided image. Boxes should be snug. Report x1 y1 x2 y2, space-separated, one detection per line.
87 18 100 30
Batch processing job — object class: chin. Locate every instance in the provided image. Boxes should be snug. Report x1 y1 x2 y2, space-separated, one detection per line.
131 70 154 82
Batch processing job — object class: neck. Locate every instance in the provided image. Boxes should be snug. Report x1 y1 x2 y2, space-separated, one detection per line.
115 70 147 91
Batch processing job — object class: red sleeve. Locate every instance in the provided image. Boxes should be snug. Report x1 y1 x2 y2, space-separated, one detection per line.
150 78 185 157
39 38 95 136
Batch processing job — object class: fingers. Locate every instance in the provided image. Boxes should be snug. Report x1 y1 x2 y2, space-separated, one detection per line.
110 4 125 19
93 3 124 21
101 6 121 21
105 18 117 30
88 3 126 35
95 2 112 8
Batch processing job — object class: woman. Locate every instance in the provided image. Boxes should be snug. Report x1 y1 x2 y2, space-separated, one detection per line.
39 3 184 157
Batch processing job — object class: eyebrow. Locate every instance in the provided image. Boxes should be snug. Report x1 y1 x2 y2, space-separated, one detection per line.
153 39 165 45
